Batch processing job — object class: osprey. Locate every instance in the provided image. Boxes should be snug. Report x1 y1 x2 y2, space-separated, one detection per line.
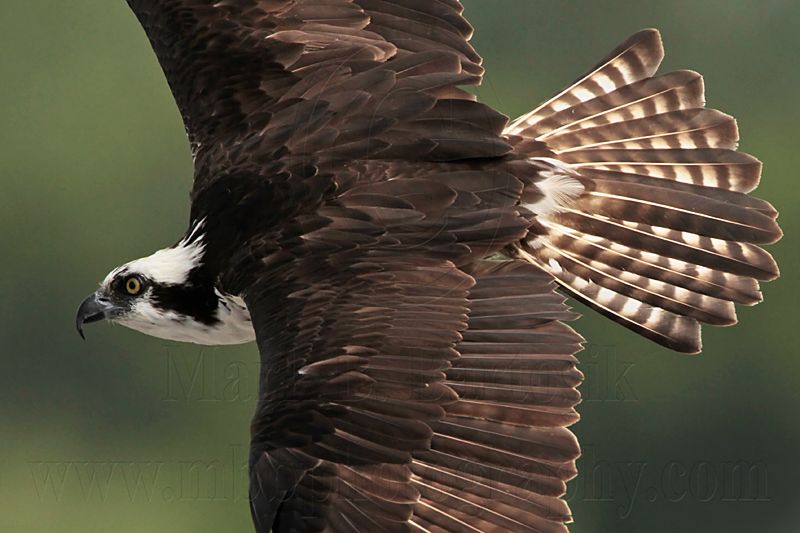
76 2 781 532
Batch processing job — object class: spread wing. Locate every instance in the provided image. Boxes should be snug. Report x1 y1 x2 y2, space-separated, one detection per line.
245 227 583 532
126 0 510 201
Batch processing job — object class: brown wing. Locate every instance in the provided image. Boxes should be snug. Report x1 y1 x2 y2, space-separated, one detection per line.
232 147 537 531
126 0 509 201
244 222 583 532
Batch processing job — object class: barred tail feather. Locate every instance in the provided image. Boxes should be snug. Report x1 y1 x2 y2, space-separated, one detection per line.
507 29 665 136
508 29 781 353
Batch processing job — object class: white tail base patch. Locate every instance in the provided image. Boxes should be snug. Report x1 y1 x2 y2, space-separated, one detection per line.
524 158 585 216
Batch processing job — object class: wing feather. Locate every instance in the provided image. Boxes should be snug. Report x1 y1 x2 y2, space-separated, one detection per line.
248 254 583 532
125 0 503 195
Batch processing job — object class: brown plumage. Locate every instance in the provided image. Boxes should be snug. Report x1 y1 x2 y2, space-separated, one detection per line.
123 3 779 531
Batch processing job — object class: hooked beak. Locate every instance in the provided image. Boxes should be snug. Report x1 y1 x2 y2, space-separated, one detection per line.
76 292 118 340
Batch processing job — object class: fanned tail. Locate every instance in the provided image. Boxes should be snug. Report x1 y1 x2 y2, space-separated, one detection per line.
507 29 781 353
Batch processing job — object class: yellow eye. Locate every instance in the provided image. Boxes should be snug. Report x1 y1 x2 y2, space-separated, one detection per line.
125 276 142 295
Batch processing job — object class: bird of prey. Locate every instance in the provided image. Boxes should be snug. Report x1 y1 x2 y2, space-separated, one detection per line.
76 2 781 532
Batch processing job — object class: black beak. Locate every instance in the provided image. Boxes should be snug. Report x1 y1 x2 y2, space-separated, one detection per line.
76 292 116 340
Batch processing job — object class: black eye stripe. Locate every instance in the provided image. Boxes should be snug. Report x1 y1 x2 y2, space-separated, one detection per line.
149 283 220 326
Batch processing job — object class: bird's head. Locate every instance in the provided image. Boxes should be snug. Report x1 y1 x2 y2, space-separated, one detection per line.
75 229 254 345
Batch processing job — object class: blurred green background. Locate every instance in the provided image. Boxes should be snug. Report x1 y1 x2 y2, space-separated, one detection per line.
1 1 798 531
